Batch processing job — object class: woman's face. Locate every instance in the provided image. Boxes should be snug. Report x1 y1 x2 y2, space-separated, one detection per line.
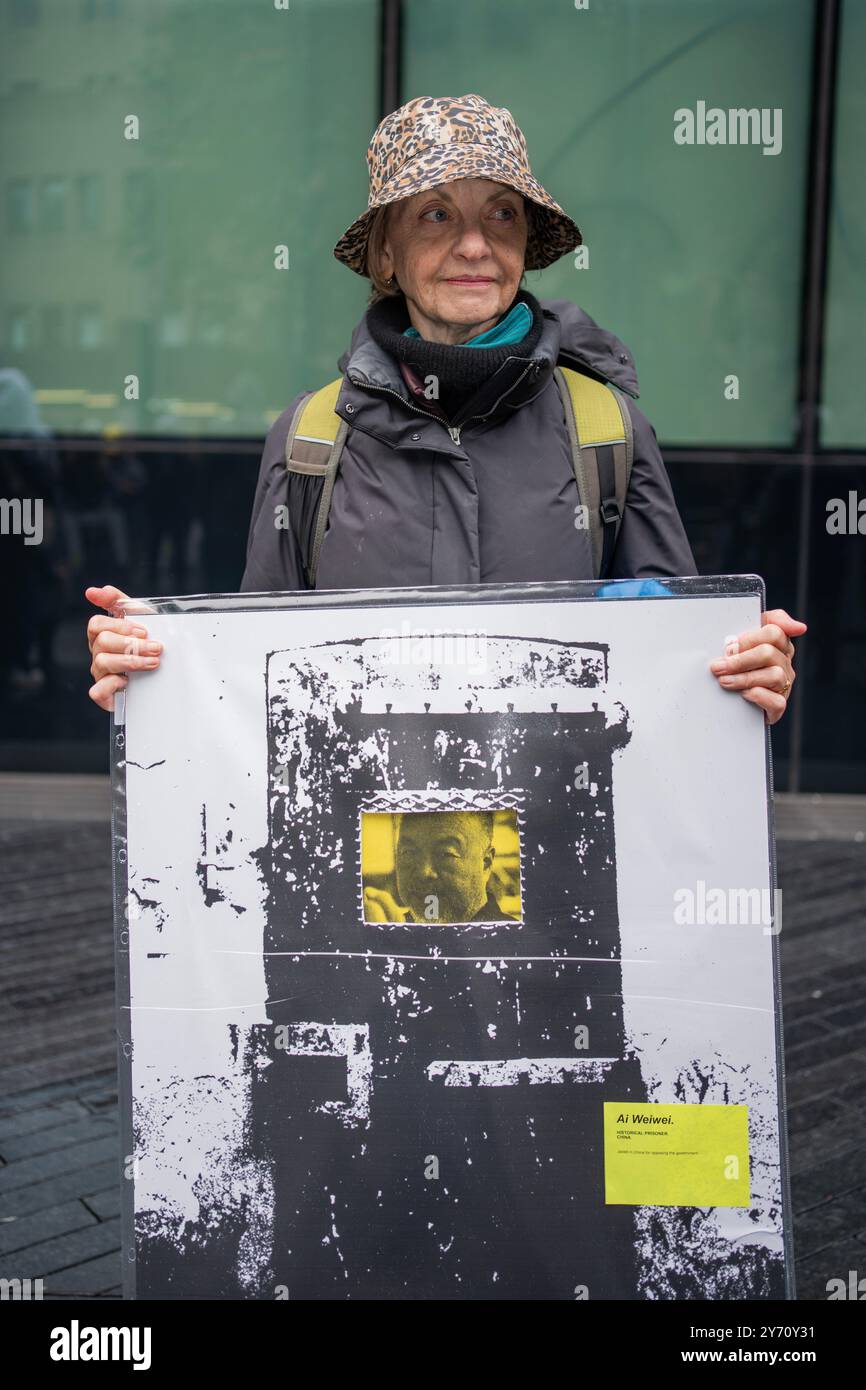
379 178 528 343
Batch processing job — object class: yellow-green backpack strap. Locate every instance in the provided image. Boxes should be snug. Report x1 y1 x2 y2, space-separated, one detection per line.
284 377 349 587
555 365 634 579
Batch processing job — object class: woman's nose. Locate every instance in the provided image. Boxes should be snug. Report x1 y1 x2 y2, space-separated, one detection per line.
451 226 492 259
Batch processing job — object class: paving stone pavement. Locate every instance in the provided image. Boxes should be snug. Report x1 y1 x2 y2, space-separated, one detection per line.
0 790 863 1302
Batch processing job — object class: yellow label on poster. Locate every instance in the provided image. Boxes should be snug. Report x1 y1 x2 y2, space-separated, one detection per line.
603 1103 750 1207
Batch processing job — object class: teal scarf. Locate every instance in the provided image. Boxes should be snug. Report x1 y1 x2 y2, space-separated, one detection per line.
403 298 533 348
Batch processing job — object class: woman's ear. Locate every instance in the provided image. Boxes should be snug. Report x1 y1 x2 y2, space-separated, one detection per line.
369 204 397 284
380 212 395 280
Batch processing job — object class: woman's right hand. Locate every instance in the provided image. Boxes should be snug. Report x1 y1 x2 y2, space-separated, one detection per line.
85 584 163 712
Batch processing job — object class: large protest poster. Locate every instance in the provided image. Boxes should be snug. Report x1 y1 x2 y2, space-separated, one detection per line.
111 577 794 1300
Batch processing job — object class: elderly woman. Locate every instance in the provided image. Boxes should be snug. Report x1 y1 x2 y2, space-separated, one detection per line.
86 93 804 713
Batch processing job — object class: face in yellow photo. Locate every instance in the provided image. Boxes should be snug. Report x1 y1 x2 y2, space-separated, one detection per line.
361 809 521 925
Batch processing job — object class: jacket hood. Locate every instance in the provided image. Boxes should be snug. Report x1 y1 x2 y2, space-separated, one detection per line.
336 295 640 399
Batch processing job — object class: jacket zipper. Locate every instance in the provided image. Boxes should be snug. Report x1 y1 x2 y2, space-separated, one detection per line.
449 362 537 443
348 376 446 429
349 361 538 449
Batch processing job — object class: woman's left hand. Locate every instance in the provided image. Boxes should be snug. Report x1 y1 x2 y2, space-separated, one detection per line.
709 608 807 725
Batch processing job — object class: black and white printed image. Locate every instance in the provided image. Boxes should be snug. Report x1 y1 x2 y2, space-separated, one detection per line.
113 582 792 1300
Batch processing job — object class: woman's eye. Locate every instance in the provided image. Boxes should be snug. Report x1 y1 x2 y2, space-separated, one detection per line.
420 205 518 224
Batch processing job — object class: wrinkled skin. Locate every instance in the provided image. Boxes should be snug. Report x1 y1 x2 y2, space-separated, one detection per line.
394 811 494 924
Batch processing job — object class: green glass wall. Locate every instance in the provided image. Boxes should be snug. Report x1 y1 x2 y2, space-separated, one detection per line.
0 0 378 438
404 0 813 446
821 0 866 447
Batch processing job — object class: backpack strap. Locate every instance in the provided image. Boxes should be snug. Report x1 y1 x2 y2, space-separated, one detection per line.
284 377 348 587
554 365 634 579
287 369 634 588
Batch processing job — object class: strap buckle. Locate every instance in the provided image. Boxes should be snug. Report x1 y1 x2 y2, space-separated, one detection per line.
600 498 621 526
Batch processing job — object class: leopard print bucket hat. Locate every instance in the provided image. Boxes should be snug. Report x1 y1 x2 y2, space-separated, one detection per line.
333 93 582 276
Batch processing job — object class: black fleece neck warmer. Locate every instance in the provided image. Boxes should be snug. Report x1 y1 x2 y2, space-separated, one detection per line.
364 287 545 423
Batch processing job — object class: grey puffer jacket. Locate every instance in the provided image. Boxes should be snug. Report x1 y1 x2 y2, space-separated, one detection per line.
239 297 697 593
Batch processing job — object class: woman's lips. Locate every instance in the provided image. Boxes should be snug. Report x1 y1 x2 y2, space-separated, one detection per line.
445 277 495 285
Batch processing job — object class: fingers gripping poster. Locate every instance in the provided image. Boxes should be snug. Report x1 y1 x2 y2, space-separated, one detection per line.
111 578 794 1300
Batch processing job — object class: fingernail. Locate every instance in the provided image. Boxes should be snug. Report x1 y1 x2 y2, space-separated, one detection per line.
710 659 727 672
144 642 162 654
720 676 736 686
132 626 147 636
142 657 159 666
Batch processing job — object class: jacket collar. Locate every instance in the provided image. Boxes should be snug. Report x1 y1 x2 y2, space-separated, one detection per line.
334 297 639 450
